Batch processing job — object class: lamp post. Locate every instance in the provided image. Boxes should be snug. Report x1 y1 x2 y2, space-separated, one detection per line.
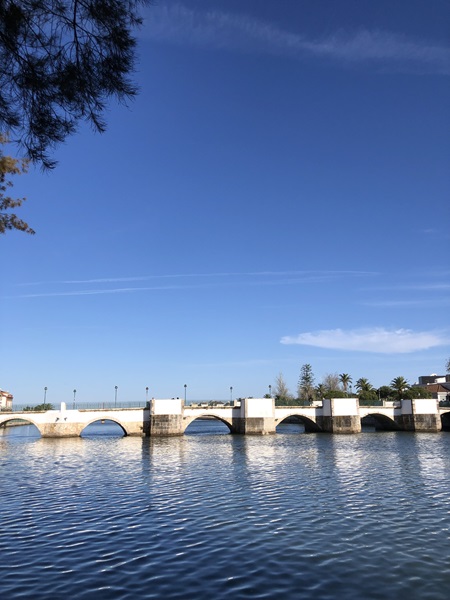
114 385 118 408
230 386 233 403
73 389 76 409
146 386 149 404
269 384 272 398
43 386 47 407
184 384 187 404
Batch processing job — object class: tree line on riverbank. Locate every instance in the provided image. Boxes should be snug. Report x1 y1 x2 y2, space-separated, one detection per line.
271 365 433 407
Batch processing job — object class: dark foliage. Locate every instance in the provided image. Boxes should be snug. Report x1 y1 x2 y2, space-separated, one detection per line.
0 0 149 167
358 389 380 406
0 135 34 233
23 403 54 411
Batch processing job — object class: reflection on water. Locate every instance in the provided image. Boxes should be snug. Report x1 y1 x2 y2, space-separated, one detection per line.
1 423 450 599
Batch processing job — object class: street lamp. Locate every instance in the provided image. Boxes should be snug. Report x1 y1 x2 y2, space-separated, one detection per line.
114 385 118 408
184 384 187 403
73 389 76 409
230 386 233 403
269 384 272 398
43 386 47 407
146 386 149 404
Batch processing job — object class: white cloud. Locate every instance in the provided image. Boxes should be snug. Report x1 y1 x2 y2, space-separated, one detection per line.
280 327 450 353
143 4 450 75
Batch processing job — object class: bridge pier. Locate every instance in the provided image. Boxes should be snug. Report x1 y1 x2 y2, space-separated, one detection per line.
318 398 361 434
397 398 440 432
40 422 82 437
150 398 184 436
39 403 82 437
234 397 276 435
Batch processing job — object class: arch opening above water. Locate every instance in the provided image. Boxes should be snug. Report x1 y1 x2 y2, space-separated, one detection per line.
276 415 321 433
0 418 41 438
81 419 127 438
441 411 450 432
361 414 400 432
184 415 232 435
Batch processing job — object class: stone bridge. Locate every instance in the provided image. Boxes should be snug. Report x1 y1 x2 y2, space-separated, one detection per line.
0 397 448 438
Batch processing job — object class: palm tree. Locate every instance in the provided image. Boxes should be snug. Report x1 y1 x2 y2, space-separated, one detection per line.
391 376 409 401
339 373 352 396
355 377 372 393
316 384 326 401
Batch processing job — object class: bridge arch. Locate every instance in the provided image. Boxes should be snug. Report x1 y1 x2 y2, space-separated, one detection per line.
440 410 450 432
182 413 234 434
0 415 42 436
80 417 128 437
275 413 321 433
361 413 400 431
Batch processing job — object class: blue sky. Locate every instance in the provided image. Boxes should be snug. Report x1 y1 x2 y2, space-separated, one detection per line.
1 0 449 404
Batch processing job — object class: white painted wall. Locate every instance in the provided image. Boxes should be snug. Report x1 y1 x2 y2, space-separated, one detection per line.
0 405 148 427
323 398 359 417
152 398 183 415
412 398 439 415
401 399 412 415
322 399 332 417
242 397 274 418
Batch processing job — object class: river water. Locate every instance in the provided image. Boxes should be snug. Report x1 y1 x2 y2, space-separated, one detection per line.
1 421 450 599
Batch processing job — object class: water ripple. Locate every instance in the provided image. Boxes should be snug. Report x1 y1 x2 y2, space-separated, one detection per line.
1 425 450 598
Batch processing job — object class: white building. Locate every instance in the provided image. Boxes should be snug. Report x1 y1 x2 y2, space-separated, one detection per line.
415 375 450 404
0 389 13 411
